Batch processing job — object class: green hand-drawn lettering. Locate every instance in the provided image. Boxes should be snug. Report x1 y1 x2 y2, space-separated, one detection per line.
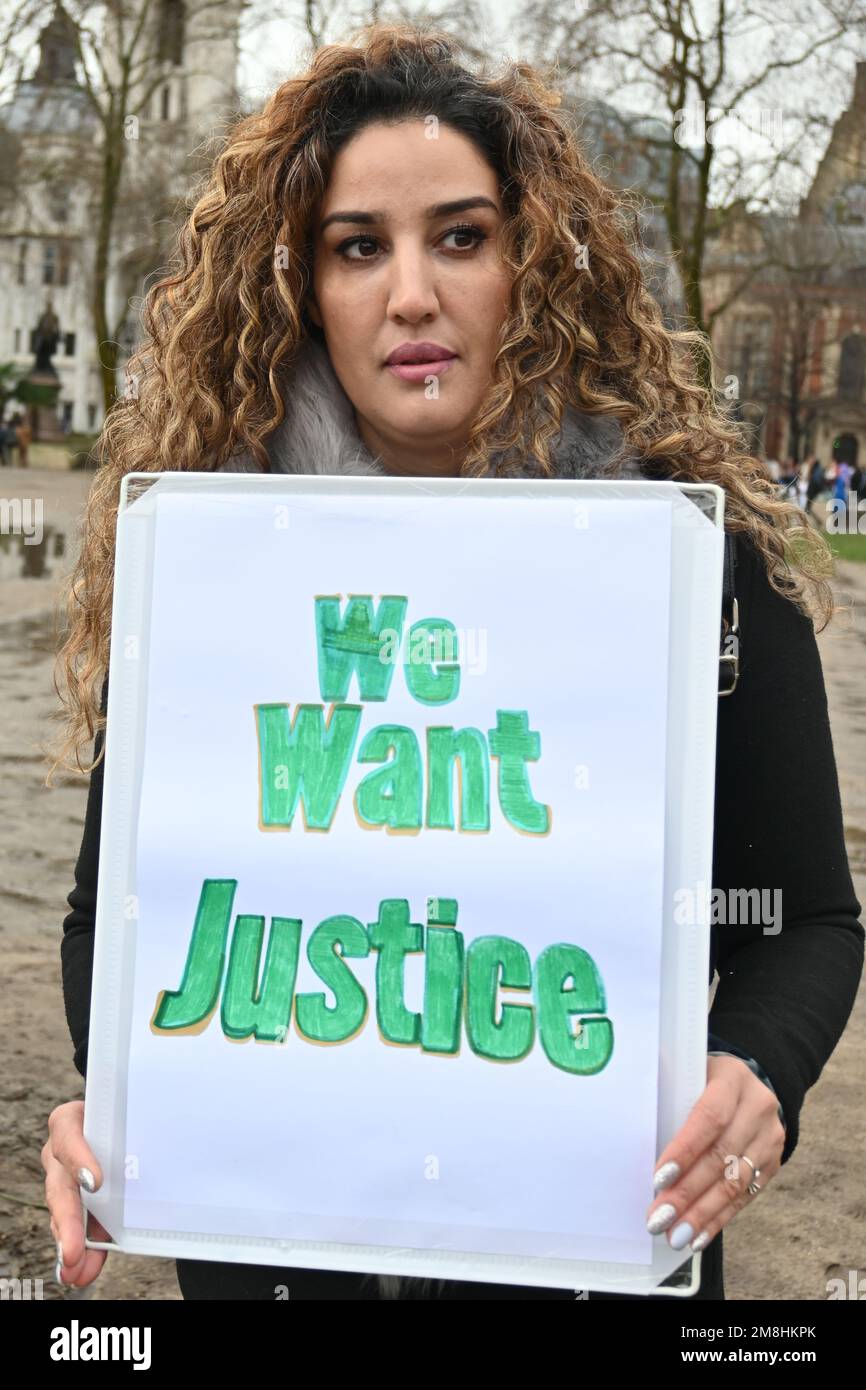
426 727 490 830
256 703 361 829
355 725 422 829
488 710 550 833
152 879 237 1031
466 934 535 1061
421 897 464 1054
221 916 302 1042
315 595 408 701
294 915 370 1042
534 943 614 1074
404 618 460 704
367 898 423 1044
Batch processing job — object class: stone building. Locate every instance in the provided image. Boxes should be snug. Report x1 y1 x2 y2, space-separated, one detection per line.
0 1 240 436
706 62 866 466
0 4 99 434
565 93 697 326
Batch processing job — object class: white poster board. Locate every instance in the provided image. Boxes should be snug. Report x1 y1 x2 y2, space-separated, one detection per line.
83 474 724 1294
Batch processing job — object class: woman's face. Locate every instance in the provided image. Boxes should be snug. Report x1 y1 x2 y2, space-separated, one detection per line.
307 118 513 474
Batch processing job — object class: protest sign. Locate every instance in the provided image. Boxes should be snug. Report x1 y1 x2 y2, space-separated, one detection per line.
83 474 723 1293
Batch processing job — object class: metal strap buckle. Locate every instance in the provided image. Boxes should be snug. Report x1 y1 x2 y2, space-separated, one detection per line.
718 596 740 697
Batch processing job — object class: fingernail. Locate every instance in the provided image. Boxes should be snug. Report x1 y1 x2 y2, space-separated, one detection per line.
690 1230 710 1252
669 1221 695 1250
77 1166 96 1192
653 1161 681 1192
54 1257 65 1285
56 1239 64 1267
646 1202 677 1234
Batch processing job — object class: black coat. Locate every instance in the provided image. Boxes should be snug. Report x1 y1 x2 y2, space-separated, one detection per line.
60 534 864 1299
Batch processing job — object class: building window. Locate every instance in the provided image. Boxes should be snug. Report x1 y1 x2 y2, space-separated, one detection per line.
64 332 76 356
58 241 71 287
838 334 866 400
62 401 73 429
13 328 21 353
87 402 97 429
833 432 859 466
157 0 186 65
49 182 70 224
161 84 170 120
834 182 866 227
730 314 772 397
17 242 27 285
42 242 57 285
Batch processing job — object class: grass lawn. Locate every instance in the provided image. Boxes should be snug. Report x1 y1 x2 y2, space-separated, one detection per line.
822 533 866 564
786 528 866 570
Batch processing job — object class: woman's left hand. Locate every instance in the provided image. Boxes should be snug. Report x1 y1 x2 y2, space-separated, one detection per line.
645 1055 786 1252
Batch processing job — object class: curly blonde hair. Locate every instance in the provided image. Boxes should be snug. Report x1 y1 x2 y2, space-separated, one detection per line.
45 20 837 782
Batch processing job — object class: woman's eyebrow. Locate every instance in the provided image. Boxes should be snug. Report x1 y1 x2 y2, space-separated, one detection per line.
318 196 500 233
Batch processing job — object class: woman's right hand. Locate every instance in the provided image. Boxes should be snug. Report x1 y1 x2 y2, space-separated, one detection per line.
42 1100 110 1288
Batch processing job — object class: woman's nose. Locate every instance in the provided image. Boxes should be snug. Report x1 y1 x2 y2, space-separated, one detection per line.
386 243 441 323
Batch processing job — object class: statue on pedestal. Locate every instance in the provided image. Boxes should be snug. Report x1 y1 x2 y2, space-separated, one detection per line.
33 302 61 374
25 298 64 442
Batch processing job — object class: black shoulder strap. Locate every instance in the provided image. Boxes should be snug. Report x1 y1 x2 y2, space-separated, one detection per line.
718 532 740 696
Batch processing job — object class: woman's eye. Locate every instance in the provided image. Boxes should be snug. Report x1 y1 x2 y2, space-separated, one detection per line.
441 224 486 251
337 236 380 261
335 225 487 262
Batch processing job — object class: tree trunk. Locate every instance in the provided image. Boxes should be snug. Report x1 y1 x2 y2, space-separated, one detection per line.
93 112 126 418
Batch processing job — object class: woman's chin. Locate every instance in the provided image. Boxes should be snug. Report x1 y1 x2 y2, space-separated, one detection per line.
376 403 474 451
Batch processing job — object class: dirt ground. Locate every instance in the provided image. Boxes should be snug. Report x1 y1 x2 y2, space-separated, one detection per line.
1 463 863 1302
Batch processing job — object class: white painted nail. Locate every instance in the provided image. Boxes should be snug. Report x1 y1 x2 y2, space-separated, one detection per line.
77 1166 96 1192
653 1161 681 1192
646 1202 677 1234
690 1230 711 1252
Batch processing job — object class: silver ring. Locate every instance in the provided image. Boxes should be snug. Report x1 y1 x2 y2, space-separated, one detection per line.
739 1155 762 1196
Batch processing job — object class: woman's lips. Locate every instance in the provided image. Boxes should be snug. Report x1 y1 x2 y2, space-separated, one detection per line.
386 358 456 382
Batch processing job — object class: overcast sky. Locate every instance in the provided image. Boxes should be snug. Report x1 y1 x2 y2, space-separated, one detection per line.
237 5 529 104
233 2 865 213
2 1 862 211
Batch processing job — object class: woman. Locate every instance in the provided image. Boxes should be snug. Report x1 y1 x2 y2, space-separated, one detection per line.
42 24 863 1301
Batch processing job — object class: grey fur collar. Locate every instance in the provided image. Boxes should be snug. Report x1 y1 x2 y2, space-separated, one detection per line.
226 333 644 481
223 333 640 1300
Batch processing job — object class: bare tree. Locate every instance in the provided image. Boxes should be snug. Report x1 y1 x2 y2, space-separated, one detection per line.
707 210 866 461
244 0 494 71
0 0 242 414
762 224 864 462
518 0 866 385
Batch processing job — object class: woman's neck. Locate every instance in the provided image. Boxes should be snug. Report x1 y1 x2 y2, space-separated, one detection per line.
355 412 464 478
